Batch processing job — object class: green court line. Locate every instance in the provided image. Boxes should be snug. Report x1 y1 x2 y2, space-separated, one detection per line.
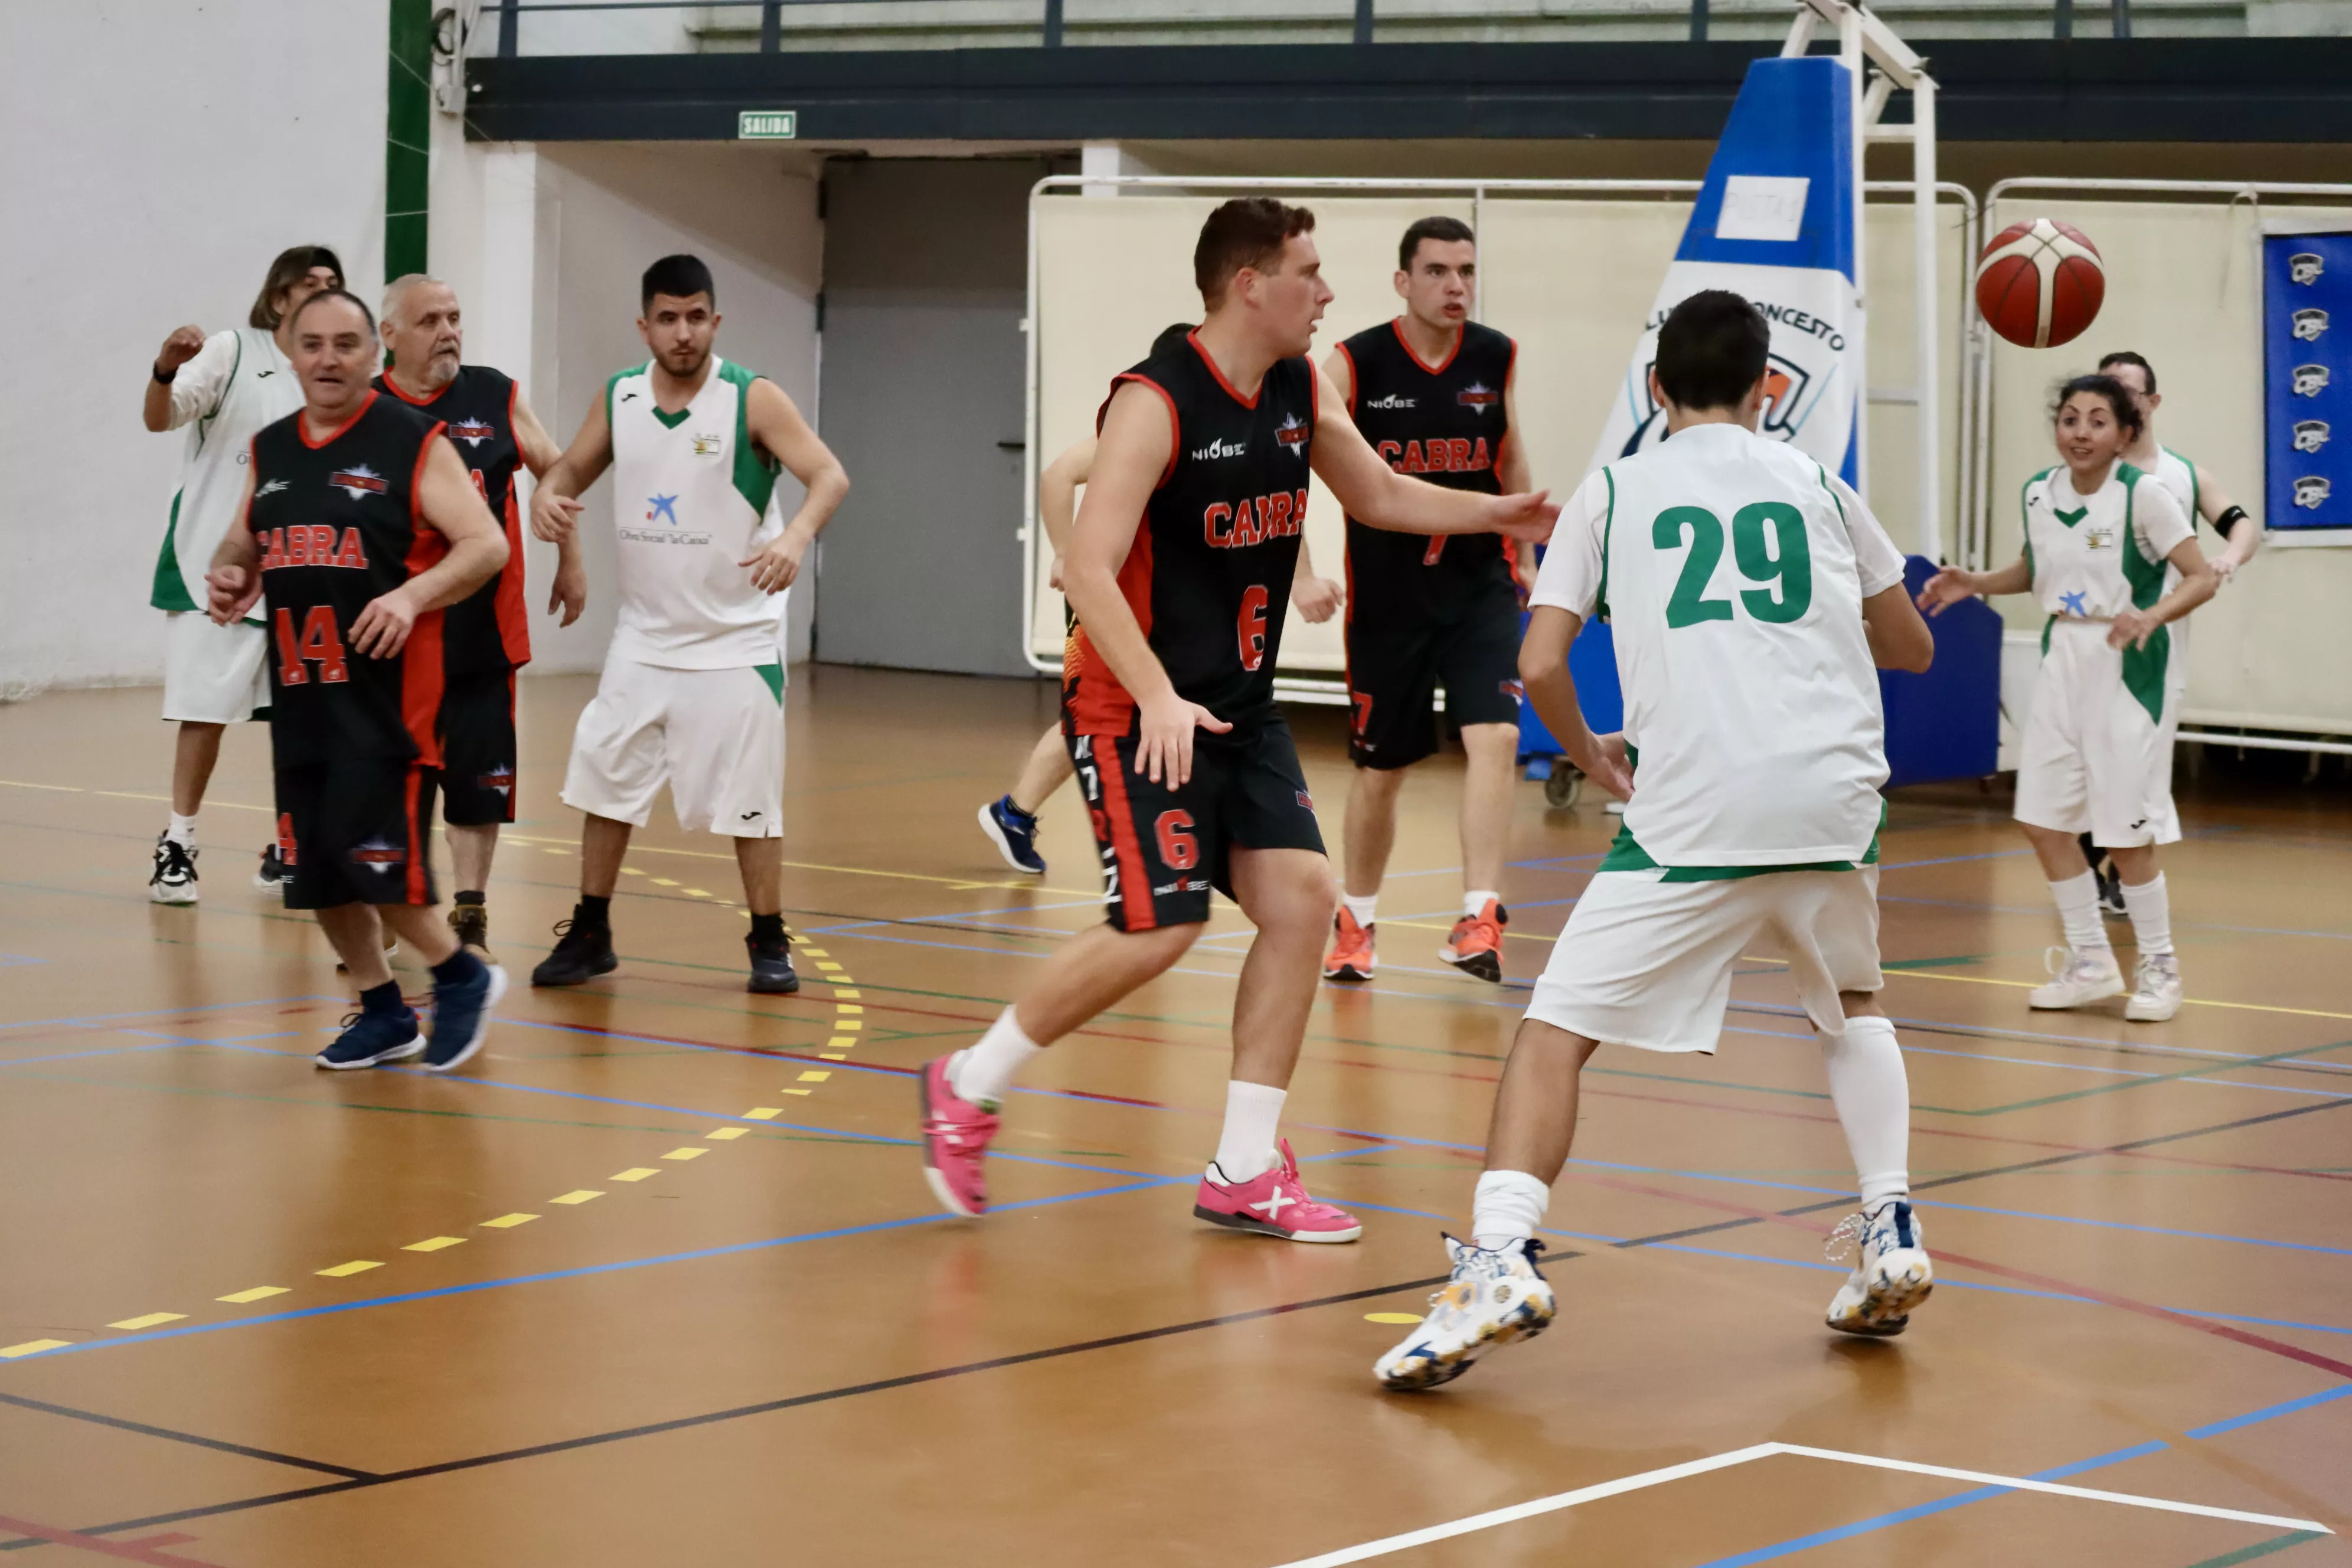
1945 1040 2352 1117
1882 953 1989 970
2176 1531 2328 1568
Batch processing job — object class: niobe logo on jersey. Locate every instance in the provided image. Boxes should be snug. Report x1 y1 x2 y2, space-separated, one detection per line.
1203 488 1309 548
1455 381 1501 415
447 419 498 448
1191 436 1247 462
1378 437 1494 476
328 464 388 501
1363 393 1416 410
259 525 368 571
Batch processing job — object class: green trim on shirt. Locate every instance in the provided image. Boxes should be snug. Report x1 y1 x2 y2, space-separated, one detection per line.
651 404 691 430
1595 468 1615 621
717 360 780 519
151 491 197 612
1591 750 1884 878
754 663 784 704
2021 467 2052 587
2116 465 2172 726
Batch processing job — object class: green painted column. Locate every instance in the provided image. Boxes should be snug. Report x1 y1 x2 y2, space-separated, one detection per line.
386 0 432 280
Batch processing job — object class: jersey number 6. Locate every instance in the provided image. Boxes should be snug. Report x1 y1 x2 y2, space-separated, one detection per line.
1653 502 1814 629
1154 809 1200 871
273 605 351 685
1237 585 1269 672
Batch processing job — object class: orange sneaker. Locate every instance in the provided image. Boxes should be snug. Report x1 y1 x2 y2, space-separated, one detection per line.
1323 909 1376 982
1440 899 1509 983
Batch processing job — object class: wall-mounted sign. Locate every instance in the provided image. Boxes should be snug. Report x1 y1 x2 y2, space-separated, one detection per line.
2265 233 2349 533
738 110 798 140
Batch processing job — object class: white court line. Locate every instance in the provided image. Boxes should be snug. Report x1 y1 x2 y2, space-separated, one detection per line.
1266 1441 2330 1567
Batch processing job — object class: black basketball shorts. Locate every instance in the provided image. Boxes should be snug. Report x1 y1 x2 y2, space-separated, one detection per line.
438 669 518 827
273 757 440 910
1069 717 1327 933
1346 580 1525 770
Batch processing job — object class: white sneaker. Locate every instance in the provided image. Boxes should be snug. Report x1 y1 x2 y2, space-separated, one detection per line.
149 836 199 905
1825 1201 1935 1337
2027 945 2123 1010
1374 1236 1556 1391
2125 952 2183 1022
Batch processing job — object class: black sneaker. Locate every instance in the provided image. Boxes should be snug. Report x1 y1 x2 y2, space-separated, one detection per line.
2096 863 2126 918
150 836 199 906
449 902 495 963
254 844 290 891
424 956 507 1073
747 930 799 995
531 919 616 987
315 1005 423 1070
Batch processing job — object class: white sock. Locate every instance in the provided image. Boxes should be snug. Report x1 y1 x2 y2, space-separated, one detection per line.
165 812 198 847
2120 873 2173 957
1210 1080 1287 1182
2047 871 2109 953
1341 893 1378 927
947 1007 1041 1109
1472 1170 1550 1252
1822 1016 1910 1211
1462 888 1500 916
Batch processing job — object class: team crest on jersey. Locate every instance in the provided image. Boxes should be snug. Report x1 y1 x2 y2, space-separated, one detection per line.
2294 419 2331 454
478 767 516 798
2292 308 2330 342
1500 678 1525 703
328 465 388 500
2295 475 2333 509
2289 253 2325 286
447 419 497 448
1295 789 1314 811
1455 382 1500 414
692 433 722 457
256 479 289 498
349 838 408 868
1275 413 1309 455
2086 525 2116 553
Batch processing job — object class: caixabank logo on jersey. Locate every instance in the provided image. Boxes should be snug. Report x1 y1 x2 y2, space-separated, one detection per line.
2265 232 2351 531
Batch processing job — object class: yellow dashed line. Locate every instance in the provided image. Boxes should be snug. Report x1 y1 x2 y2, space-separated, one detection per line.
835 988 861 999
651 877 680 887
550 1190 603 1205
744 1107 782 1119
316 1260 383 1278
828 1036 857 1050
480 1213 538 1229
621 867 645 876
107 1313 186 1331
820 1053 848 1061
782 1088 812 1096
404 1236 466 1252
610 1168 662 1181
836 1004 863 1016
814 961 844 973
216 1286 289 1305
662 1147 708 1161
798 947 829 958
0 1340 72 1359
707 1127 748 1141
796 1070 831 1083
834 1019 863 1032
685 889 711 899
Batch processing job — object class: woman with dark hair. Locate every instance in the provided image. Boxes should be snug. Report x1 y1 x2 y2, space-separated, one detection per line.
1918 375 2217 1023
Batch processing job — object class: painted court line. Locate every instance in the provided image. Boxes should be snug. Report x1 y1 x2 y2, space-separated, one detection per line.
1266 1441 2330 1567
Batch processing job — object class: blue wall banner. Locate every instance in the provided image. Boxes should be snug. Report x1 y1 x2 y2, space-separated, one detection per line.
2265 233 2351 533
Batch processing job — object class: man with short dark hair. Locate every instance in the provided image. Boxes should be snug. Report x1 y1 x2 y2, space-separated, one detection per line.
1322 215 1534 986
528 254 850 994
1374 290 1939 1390
142 244 343 903
917 197 1557 1242
375 275 583 959
204 289 512 1071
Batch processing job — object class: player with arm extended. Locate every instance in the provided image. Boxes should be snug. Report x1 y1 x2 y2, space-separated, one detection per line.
204 290 511 1072
527 254 850 996
143 244 343 903
375 275 584 961
1375 292 1939 1391
1919 374 2217 1023
1322 216 1538 985
919 198 1556 1242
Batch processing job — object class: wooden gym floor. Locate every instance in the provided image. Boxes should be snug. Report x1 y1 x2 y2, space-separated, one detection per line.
1 667 2348 1567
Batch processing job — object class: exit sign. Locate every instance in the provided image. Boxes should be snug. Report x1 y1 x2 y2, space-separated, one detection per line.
737 110 797 140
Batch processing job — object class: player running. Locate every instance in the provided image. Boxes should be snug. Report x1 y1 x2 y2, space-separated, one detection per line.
203 290 511 1071
1375 292 1938 1390
1919 374 2217 1023
143 244 343 903
375 275 583 961
1322 217 1535 985
528 254 850 995
919 198 1556 1239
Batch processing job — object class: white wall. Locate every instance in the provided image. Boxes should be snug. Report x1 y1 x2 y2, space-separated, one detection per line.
0 4 386 698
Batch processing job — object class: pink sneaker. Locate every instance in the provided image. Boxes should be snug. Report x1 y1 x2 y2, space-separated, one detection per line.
1193 1139 1362 1243
919 1055 999 1217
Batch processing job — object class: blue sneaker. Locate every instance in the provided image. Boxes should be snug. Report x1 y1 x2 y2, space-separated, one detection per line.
424 956 508 1074
315 1004 423 1070
978 796 1046 876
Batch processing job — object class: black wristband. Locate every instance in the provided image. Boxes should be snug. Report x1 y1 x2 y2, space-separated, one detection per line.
152 361 177 386
2214 504 2249 534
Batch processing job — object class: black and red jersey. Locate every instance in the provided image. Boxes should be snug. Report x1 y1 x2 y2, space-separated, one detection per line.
375 365 528 675
246 391 449 769
1063 331 1317 733
1337 318 1518 618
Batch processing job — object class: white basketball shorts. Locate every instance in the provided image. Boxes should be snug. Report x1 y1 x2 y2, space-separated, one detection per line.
2013 619 2181 850
561 658 786 837
160 612 269 725
1525 867 1883 1053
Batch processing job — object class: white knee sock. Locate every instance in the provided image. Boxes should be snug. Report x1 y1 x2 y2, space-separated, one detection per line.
2120 873 2173 957
165 812 198 847
948 1007 1041 1109
1472 1170 1550 1252
1462 888 1500 916
1211 1080 1288 1182
1341 893 1378 927
2047 871 2109 953
1822 1016 1911 1211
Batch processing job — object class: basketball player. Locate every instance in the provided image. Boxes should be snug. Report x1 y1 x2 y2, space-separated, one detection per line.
2069 350 2261 914
1375 292 1938 1390
980 401 1343 876
527 254 850 995
919 198 1556 1239
1919 375 2216 1023
202 290 511 1070
375 275 583 959
1322 217 1534 985
143 244 343 903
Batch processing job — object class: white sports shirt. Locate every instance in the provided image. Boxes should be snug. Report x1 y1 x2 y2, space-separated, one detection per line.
605 357 785 669
2020 462 2193 622
1532 422 1908 868
151 327 301 614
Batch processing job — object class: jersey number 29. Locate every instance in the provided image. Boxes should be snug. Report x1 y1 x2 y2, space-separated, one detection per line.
1653 503 1814 628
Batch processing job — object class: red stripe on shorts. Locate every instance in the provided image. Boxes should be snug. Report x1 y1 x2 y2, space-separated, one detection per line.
1092 743 1158 933
403 766 429 905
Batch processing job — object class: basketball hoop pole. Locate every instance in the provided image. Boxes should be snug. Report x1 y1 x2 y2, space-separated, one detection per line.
1786 0 1941 560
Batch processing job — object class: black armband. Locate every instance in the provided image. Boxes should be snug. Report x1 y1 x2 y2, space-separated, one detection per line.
2213 504 2250 535
152 361 177 386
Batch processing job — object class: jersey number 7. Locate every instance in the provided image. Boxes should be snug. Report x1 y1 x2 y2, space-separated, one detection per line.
274 606 351 685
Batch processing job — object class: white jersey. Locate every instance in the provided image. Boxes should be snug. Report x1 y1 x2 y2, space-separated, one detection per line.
1533 422 1908 868
606 356 785 669
151 327 301 613
2022 462 2194 718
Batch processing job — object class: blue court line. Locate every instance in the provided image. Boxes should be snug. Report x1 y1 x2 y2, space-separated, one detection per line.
1874 848 2037 870
1878 893 2352 945
2187 1383 2352 1439
0 995 337 1035
1919 1199 2352 1258
0 1040 204 1069
1897 1041 2352 1100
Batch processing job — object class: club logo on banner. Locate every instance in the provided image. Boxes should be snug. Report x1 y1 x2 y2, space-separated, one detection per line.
2266 233 2351 530
1588 57 1862 486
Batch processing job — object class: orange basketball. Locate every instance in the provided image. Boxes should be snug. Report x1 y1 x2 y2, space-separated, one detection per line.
1974 218 2106 349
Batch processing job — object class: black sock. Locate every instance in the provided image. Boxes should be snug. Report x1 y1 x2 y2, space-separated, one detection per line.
360 979 406 1015
576 894 612 929
430 947 485 986
455 889 485 906
749 912 786 944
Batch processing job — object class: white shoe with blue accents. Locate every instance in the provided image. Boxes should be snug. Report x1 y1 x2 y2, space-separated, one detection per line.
1825 1200 1934 1337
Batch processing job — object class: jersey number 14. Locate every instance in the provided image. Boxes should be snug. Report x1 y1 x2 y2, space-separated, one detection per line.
274 606 351 685
1654 503 1814 629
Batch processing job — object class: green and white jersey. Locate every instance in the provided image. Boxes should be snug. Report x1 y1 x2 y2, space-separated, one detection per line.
149 327 301 614
2021 462 2194 720
1533 423 1908 869
606 357 784 669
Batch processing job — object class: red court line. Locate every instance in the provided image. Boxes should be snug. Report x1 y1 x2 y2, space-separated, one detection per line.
0 1515 222 1567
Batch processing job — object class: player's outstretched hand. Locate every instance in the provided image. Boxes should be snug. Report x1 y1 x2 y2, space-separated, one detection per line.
1487 490 1559 544
1291 573 1343 624
205 564 260 626
350 589 420 658
740 528 811 594
1136 692 1230 788
1570 731 1635 804
1915 566 1978 616
2211 556 2240 584
548 555 587 627
2107 607 2160 652
530 490 582 544
155 325 208 374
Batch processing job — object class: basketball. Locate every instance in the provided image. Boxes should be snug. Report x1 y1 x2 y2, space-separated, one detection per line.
1974 218 2106 348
